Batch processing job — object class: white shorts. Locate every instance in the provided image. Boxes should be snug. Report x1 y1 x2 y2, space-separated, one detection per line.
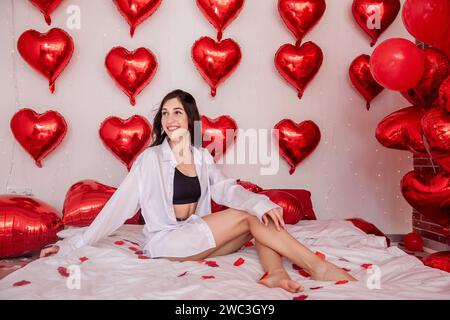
143 214 217 258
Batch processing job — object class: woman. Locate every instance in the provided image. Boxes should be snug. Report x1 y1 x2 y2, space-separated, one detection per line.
40 89 356 293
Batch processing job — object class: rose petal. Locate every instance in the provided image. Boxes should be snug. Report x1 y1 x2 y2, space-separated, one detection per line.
259 272 269 281
335 280 349 285
244 241 254 247
114 241 125 246
137 255 151 260
79 257 89 263
13 280 31 287
128 247 138 251
361 263 373 269
0 265 7 269
178 271 188 277
202 275 215 279
310 287 322 290
315 251 326 260
293 294 308 300
57 266 70 278
200 260 219 267
124 239 140 246
134 250 144 255
342 268 351 272
298 269 311 278
233 258 245 267
292 263 302 270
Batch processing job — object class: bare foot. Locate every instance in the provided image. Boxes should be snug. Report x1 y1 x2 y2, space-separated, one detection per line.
258 269 304 293
311 261 357 282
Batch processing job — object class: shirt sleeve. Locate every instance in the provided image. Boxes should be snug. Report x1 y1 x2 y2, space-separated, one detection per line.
55 153 144 257
204 150 282 223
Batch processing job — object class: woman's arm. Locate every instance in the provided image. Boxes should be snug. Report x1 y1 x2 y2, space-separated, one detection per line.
55 153 145 257
204 150 281 224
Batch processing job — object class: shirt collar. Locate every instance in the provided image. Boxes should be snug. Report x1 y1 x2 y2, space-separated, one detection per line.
161 137 203 166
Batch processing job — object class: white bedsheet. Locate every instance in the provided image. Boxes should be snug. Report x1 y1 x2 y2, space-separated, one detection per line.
1 219 449 300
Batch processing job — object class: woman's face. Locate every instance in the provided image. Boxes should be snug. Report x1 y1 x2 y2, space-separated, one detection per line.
161 97 189 142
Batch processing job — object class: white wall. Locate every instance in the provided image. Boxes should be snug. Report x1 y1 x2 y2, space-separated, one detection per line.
0 0 414 234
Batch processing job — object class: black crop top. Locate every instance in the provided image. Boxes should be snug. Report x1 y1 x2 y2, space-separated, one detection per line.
173 167 201 206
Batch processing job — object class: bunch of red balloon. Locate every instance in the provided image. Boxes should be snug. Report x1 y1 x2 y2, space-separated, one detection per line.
275 0 325 100
192 0 244 97
366 0 450 270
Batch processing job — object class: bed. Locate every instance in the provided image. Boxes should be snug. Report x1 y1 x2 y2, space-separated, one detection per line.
0 219 449 300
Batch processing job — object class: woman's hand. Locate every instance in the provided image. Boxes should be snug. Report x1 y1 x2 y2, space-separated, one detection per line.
261 208 286 231
39 245 60 258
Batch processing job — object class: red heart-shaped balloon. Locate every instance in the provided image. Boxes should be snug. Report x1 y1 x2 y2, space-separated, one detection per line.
196 0 245 41
112 0 162 37
17 28 74 93
192 36 242 97
259 190 305 224
201 115 238 161
278 0 326 45
105 47 157 106
0 195 63 259
375 106 427 155
401 170 450 227
274 42 323 99
62 180 141 227
29 0 63 25
352 0 401 47
349 54 385 110
438 76 450 112
99 115 152 170
274 119 321 175
10 108 68 168
402 48 450 108
421 107 450 154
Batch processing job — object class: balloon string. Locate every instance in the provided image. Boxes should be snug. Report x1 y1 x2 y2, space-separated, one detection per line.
421 133 438 175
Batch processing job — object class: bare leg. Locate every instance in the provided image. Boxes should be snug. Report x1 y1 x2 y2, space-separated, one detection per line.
207 232 253 258
255 239 303 293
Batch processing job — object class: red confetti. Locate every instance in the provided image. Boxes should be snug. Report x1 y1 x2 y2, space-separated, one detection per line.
259 272 269 281
178 271 188 277
335 280 349 285
315 251 326 260
244 241 254 247
293 294 308 300
57 266 70 278
292 263 302 270
138 255 151 260
128 247 138 251
310 287 322 290
342 268 351 272
202 275 215 279
13 280 31 287
114 241 125 245
233 258 245 267
79 257 89 263
298 269 311 278
361 264 373 269
134 250 144 255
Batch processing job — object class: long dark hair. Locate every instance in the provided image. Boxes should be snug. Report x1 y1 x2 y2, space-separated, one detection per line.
150 89 201 147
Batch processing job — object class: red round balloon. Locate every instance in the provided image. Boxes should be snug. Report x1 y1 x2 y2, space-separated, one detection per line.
402 0 450 57
192 36 242 97
370 38 425 91
375 106 427 155
352 0 401 47
438 76 450 112
10 108 68 168
0 195 63 258
278 0 326 45
29 0 63 25
105 47 158 106
401 48 450 108
17 28 74 93
423 251 450 273
196 0 245 41
201 115 238 161
273 119 321 175
421 107 450 155
258 190 305 224
401 170 450 227
275 41 323 99
112 0 162 37
349 54 385 110
403 232 424 252
99 115 152 171
63 180 141 227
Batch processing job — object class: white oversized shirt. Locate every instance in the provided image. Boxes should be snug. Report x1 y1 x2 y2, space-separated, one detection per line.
55 137 281 257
